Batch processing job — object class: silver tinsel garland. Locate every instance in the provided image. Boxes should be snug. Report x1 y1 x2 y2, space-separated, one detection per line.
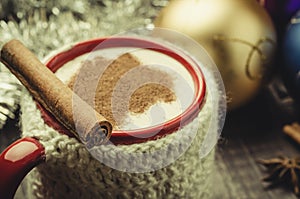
0 69 22 129
0 0 168 129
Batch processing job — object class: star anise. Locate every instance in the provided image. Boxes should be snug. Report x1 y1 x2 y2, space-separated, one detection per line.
257 156 300 195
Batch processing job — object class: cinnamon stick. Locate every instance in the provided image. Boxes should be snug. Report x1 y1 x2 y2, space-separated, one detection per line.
0 39 112 148
283 122 300 145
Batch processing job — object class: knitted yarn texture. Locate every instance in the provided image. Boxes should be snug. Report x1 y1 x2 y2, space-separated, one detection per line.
20 87 215 199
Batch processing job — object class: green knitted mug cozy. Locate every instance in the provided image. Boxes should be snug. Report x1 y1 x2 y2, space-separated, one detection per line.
20 88 215 199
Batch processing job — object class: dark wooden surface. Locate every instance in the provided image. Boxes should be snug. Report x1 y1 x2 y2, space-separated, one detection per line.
213 89 300 199
1 89 300 199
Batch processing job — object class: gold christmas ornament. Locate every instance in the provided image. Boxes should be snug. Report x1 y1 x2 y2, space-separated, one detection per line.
155 0 276 110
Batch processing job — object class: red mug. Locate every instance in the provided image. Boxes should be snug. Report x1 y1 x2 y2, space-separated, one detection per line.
0 31 223 198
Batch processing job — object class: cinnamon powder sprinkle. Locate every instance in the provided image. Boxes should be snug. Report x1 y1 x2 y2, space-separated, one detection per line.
68 53 176 128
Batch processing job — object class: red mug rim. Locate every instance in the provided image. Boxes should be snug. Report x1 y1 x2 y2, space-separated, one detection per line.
41 37 206 145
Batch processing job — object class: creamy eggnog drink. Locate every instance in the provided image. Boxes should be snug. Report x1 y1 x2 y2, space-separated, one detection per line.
56 48 195 132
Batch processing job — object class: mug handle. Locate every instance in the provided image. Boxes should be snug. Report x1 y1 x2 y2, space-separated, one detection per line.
0 137 45 199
